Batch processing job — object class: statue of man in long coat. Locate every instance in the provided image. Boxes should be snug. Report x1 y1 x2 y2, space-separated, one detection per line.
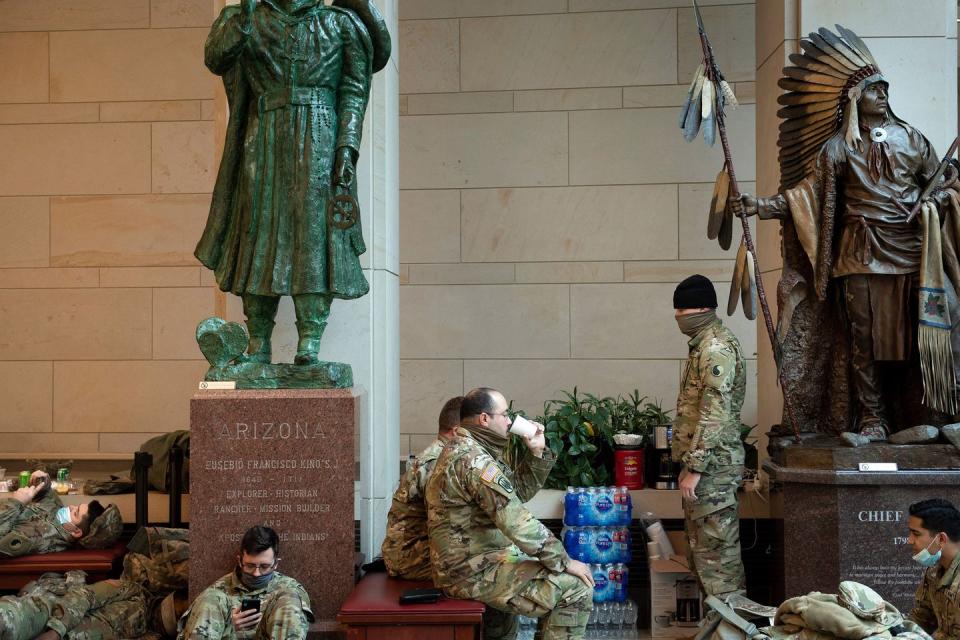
196 0 389 366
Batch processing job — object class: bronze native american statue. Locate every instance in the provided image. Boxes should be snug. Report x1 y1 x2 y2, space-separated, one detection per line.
736 26 960 440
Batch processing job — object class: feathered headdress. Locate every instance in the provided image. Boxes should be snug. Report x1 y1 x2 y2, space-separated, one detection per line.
777 25 890 191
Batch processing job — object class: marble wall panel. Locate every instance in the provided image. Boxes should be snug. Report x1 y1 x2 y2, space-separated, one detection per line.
399 190 461 264
463 359 683 419
570 282 757 358
400 0 566 19
2 434 99 455
516 262 624 284
400 112 568 189
0 0 151 31
152 122 215 193
623 259 734 282
0 124 151 196
53 361 209 432
49 28 211 102
100 267 202 288
622 85 688 108
799 0 952 37
153 287 216 360
461 186 678 262
0 104 100 125
405 92 514 115
400 284 570 359
101 100 202 122
98 432 165 454
514 88 622 112
0 362 53 433
0 33 50 104
569 0 746 10
151 0 215 28
0 289 152 360
399 359 463 435
51 195 208 267
569 106 756 185
0 268 99 289
678 182 755 260
406 263 515 285
677 3 755 83
460 10 677 90
0 197 49 268
399 19 459 94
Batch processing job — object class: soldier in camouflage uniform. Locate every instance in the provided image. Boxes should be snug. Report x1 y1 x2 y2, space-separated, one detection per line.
672 275 747 599
426 387 595 640
907 499 960 640
0 527 190 640
178 525 312 640
382 396 463 580
0 470 122 558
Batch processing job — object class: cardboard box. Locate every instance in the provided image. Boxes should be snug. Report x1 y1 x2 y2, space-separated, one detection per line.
649 531 703 637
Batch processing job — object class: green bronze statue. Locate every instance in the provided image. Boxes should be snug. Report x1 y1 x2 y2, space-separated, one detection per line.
194 0 390 388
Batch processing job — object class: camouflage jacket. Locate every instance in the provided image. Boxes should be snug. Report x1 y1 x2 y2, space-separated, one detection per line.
673 318 746 474
178 570 313 638
909 553 960 640
382 437 446 580
45 579 148 639
425 426 564 589
0 492 73 557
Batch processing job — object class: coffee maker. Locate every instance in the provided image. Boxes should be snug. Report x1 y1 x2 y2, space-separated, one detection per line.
652 425 678 489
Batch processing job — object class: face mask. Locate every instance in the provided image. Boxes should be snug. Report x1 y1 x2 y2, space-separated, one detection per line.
912 537 942 567
55 507 71 526
676 310 717 337
238 568 274 590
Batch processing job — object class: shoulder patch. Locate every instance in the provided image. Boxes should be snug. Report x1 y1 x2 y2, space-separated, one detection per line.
477 461 514 497
480 463 498 483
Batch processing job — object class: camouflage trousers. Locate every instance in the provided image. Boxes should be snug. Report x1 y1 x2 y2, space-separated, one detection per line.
446 560 593 640
0 594 50 640
683 477 745 598
178 589 308 640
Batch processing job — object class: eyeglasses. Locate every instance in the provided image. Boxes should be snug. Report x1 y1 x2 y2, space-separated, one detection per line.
240 562 276 573
484 411 509 419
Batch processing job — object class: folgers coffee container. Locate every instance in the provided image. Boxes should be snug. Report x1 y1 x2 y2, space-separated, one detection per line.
614 446 644 489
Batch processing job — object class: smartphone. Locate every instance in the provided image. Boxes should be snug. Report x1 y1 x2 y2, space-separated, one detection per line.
240 598 261 613
399 588 443 605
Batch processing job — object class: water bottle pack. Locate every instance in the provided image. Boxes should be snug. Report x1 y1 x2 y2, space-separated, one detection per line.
589 563 629 603
561 525 632 564
564 486 633 526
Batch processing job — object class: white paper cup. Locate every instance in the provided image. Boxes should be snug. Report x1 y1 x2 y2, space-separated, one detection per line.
509 414 538 438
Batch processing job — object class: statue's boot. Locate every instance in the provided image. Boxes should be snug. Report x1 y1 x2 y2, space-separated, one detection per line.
241 294 280 364
293 293 332 365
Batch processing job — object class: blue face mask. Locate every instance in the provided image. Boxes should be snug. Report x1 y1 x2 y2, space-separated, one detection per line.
55 507 71 526
912 537 942 567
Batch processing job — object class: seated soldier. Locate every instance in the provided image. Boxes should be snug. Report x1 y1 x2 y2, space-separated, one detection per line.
0 526 190 640
178 525 313 640
381 395 463 580
0 470 122 558
907 499 960 640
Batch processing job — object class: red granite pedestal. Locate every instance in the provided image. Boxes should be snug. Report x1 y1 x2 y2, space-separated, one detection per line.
190 388 360 624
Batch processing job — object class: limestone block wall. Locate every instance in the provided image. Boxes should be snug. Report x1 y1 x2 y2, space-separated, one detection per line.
0 0 216 455
398 0 760 458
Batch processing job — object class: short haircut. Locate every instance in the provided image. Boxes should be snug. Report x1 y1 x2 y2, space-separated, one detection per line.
241 525 280 557
460 388 500 420
910 499 960 542
79 500 105 536
438 396 464 433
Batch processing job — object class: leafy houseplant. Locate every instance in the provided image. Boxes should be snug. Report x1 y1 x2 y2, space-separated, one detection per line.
541 388 613 489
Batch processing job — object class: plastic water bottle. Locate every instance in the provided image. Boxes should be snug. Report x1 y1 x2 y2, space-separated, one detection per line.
592 528 615 564
591 564 610 602
562 526 579 559
575 527 592 562
584 487 598 525
576 487 589 526
612 563 629 602
563 486 578 526
611 526 632 563
592 486 615 525
615 486 633 525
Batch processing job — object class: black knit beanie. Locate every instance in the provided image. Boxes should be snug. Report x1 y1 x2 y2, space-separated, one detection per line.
673 274 717 309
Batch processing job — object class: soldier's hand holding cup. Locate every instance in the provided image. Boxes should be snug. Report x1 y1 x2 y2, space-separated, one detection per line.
510 415 546 458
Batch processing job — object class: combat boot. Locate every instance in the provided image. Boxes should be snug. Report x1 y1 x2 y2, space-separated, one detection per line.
241 294 280 364
293 293 332 365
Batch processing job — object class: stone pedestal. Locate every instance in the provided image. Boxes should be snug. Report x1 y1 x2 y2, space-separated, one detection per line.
765 440 960 611
189 389 360 623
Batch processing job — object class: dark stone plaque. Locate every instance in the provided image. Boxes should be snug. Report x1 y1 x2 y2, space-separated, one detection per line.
190 389 359 623
768 460 960 612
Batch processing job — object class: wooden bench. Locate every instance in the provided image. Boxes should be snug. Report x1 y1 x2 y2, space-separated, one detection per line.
337 572 485 640
0 540 127 590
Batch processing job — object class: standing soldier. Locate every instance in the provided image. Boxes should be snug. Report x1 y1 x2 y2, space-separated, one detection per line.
381 396 463 580
426 387 594 640
672 275 747 600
